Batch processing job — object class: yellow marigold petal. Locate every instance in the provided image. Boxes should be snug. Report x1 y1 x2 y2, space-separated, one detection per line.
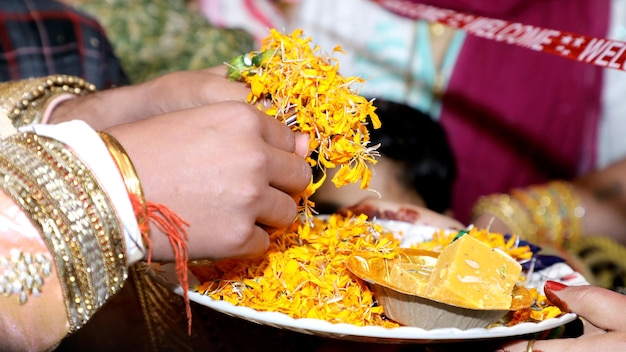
229 29 380 220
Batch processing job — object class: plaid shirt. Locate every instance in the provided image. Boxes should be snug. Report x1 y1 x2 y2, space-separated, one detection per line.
0 0 129 89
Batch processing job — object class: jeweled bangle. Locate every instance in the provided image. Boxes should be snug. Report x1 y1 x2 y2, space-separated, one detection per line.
510 181 584 248
550 181 585 246
471 194 538 243
474 181 586 248
0 132 127 332
0 75 95 130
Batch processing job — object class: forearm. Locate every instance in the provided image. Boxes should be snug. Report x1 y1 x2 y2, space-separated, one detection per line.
47 80 158 130
573 159 626 245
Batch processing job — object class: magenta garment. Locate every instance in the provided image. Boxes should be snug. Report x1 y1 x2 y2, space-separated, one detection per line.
381 0 610 223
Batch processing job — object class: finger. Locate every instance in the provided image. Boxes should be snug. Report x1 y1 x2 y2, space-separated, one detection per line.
264 149 312 195
193 73 250 103
229 225 271 260
545 283 626 331
255 186 300 229
255 112 300 153
153 70 251 107
343 198 464 230
202 65 229 76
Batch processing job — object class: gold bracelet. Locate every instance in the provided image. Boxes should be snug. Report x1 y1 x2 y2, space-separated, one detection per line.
511 186 555 244
0 75 95 128
98 131 150 240
471 194 538 243
485 181 585 248
551 181 585 246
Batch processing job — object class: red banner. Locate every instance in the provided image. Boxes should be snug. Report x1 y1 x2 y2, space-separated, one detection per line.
374 0 626 72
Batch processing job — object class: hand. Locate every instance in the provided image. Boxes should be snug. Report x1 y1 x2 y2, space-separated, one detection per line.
342 198 464 230
499 282 626 351
48 66 250 130
105 101 311 261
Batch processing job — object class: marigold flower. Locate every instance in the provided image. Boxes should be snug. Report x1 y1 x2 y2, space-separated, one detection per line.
226 28 381 218
192 213 401 327
412 227 534 262
192 213 560 328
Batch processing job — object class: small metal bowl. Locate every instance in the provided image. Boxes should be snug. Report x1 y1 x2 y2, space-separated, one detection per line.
347 249 531 330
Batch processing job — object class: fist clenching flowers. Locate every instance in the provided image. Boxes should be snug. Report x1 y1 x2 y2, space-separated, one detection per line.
227 29 381 218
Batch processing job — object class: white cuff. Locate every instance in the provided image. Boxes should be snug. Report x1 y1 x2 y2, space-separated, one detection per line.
18 120 145 265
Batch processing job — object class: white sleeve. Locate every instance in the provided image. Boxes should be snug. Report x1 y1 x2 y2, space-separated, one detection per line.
18 120 145 264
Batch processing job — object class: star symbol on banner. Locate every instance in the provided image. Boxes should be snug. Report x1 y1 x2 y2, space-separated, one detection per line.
556 45 571 56
561 35 573 45
573 37 586 47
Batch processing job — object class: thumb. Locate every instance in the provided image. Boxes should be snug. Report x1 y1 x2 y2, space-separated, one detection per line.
544 281 626 332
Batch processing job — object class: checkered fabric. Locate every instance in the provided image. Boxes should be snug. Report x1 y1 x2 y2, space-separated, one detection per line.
0 0 129 89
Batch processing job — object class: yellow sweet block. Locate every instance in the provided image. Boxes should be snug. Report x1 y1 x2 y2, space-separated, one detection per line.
389 262 431 295
425 235 522 309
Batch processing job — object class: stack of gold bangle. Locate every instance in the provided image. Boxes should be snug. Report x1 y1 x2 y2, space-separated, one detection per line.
0 132 127 331
471 180 585 248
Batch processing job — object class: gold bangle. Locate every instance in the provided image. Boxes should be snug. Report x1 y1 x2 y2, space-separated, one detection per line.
0 75 95 128
471 194 537 242
98 131 150 239
551 181 585 246
510 181 584 248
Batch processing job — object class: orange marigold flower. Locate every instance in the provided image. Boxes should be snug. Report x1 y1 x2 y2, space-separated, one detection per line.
226 28 381 218
411 227 533 262
192 213 402 327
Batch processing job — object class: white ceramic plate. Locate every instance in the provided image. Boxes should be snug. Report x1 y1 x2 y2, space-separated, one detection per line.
152 220 585 343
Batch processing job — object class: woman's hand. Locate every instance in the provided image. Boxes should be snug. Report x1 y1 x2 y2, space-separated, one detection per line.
48 66 249 130
105 101 311 261
343 198 464 230
499 282 626 352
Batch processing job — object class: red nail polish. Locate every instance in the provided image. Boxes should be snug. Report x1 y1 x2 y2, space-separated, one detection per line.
544 280 568 292
544 280 571 312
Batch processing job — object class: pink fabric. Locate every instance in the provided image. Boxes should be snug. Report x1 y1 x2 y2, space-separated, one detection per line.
41 93 76 124
0 192 68 351
383 0 610 223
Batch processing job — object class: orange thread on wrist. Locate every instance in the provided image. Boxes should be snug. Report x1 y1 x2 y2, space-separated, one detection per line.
99 131 193 334
145 201 192 334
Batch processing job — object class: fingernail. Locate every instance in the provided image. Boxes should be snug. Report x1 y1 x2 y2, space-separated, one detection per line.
544 280 568 292
544 281 571 312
